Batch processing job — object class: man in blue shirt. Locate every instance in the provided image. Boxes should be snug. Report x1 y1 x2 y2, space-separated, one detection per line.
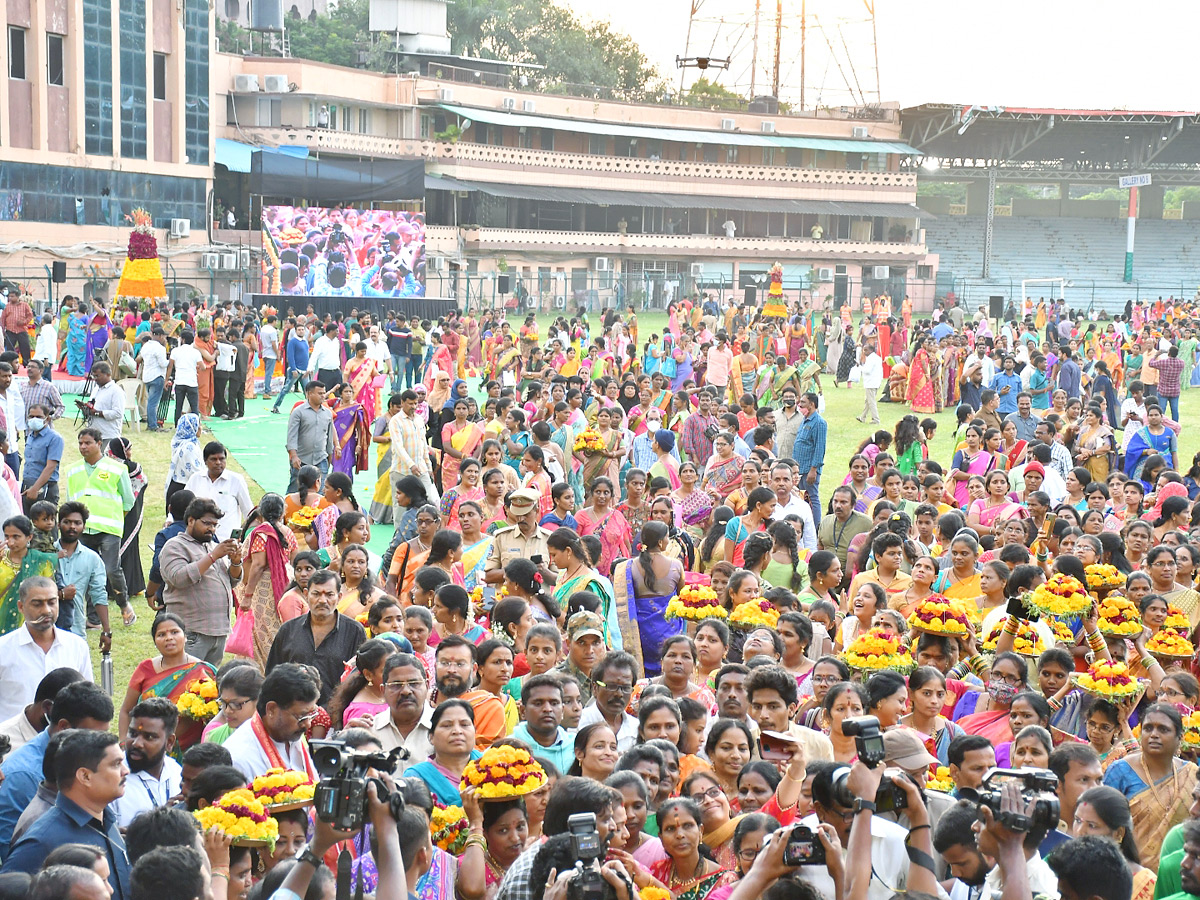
510 675 575 774
931 315 955 342
55 502 109 640
1057 347 1082 399
1004 392 1039 443
4 730 131 899
387 314 413 392
20 403 63 510
791 392 828 525
144 491 192 613
271 323 311 414
0 680 113 853
989 355 1023 416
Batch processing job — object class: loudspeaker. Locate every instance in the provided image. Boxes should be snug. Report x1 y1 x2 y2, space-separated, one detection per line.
52 261 66 283
989 295 1004 318
744 285 756 304
497 274 510 294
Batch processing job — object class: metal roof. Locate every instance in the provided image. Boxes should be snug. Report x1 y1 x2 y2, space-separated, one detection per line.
434 103 920 155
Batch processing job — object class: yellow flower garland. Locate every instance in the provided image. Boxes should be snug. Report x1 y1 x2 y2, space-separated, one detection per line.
460 746 548 799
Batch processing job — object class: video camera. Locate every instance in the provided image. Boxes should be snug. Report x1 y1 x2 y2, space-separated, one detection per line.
961 767 1060 833
310 738 409 832
829 716 913 813
566 813 606 900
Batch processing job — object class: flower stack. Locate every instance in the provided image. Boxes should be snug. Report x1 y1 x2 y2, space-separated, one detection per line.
1146 630 1195 664
763 262 788 318
1164 607 1191 637
574 430 607 454
841 628 914 673
113 208 168 309
431 803 470 854
1096 597 1141 637
1049 620 1076 645
926 766 955 794
251 768 315 810
981 619 1046 658
287 505 322 533
906 595 972 635
666 584 725 622
1075 661 1142 700
728 599 780 631
460 746 547 799
1024 574 1091 619
176 678 219 722
1184 711 1200 750
194 789 280 848
1085 564 1126 597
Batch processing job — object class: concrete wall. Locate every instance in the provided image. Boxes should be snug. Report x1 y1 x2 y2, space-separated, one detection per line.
1059 200 1121 218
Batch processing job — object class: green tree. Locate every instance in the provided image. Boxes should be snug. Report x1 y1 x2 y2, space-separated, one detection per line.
682 77 746 109
284 0 370 67
1165 187 1200 210
916 182 966 203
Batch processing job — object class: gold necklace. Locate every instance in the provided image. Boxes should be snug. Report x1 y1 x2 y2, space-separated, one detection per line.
669 857 704 888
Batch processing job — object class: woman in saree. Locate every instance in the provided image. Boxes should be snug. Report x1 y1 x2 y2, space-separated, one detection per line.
441 457 485 532
729 342 759 401
83 301 110 372
406 699 483 806
1104 703 1198 873
239 494 299 668
369 394 400 526
580 406 624 486
613 521 685 678
550 401 585 504
651 497 698 573
493 336 522 389
119 612 216 751
794 348 822 397
678 772 746 875
344 340 382 425
455 501 493 592
672 461 713 539
948 425 995 508
1125 406 1177 486
573 478 631 579
906 335 937 414
647 797 736 900
825 316 845 380
699 433 743 503
787 315 806 363
194 328 217 417
329 383 370 477
308 472 361 556
65 302 89 376
966 469 1025 537
336 544 387 618
501 408 532 474
1000 419 1028 471
931 532 983 601
951 650 1030 744
0 514 58 635
1073 787 1157 900
1076 404 1115 482
548 527 619 649
441 397 484 493
1091 360 1120 427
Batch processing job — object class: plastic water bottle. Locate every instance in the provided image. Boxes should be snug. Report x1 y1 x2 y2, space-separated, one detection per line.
101 650 113 697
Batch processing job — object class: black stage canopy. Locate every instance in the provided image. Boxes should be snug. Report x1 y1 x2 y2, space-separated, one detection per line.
250 154 424 204
249 294 455 321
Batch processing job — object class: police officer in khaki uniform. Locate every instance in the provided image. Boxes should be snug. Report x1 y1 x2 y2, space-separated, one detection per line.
483 488 554 584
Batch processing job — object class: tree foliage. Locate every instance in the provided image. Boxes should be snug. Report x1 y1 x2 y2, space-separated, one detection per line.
682 77 747 109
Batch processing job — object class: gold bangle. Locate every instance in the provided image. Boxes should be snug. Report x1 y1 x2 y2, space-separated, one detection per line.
785 769 807 783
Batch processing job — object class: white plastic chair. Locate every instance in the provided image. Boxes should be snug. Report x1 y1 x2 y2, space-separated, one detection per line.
117 378 141 432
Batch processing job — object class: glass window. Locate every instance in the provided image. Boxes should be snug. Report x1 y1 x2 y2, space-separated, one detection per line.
358 108 370 134
8 27 26 80
184 0 210 165
588 135 606 155
153 53 167 101
83 0 113 155
540 129 554 151
119 0 148 159
420 114 431 138
47 34 64 86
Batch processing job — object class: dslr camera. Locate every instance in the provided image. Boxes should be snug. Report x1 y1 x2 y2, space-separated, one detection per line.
839 716 886 768
963 767 1061 833
566 812 606 900
782 824 826 866
830 717 913 813
310 738 408 832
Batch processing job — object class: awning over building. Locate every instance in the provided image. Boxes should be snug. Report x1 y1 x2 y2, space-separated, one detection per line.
434 103 921 155
425 175 925 217
215 139 311 173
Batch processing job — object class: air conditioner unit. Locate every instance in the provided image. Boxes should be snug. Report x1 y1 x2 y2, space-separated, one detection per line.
871 265 889 279
169 218 191 238
262 74 289 93
817 267 834 282
220 252 239 270
522 100 536 112
234 74 260 93
525 295 538 309
760 121 775 133
438 88 454 101
430 256 447 273
852 126 869 139
720 118 736 131
201 253 221 270
239 247 251 268
594 257 610 272
502 97 516 110
689 263 704 277
554 295 566 309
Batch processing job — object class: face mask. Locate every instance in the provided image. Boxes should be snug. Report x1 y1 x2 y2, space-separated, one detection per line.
783 397 796 407
987 679 1019 704
27 418 44 433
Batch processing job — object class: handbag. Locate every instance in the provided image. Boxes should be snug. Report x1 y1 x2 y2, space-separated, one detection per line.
225 607 256 658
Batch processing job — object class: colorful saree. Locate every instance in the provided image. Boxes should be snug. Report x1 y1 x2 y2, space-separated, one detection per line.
66 313 88 376
1107 757 1198 873
369 415 394 525
581 430 621 485
332 402 370 476
554 567 619 650
131 657 217 750
458 536 493 591
950 449 995 507
647 859 734 900
1125 425 1175 484
440 485 484 533
702 456 743 501
613 559 684 678
907 348 937 414
0 549 57 636
575 507 632 577
247 521 297 670
441 420 484 489
346 357 381 424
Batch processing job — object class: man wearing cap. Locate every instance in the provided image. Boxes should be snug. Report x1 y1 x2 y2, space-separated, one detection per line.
483 489 553 585
555 611 605 708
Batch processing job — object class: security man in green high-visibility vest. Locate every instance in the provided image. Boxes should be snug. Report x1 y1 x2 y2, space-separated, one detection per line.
64 427 136 632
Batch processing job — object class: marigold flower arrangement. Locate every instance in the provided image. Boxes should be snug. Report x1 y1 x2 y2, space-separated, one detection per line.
1184 711 1200 749
1097 597 1141 637
194 789 279 848
1146 630 1195 661
1024 573 1091 619
460 745 547 799
640 888 672 900
1050 620 1076 644
926 765 955 794
574 429 607 454
251 769 316 807
1085 564 1126 592
1164 607 1191 637
1075 661 1142 700
728 599 780 631
287 505 322 533
431 803 470 854
666 584 725 621
176 678 219 722
906 595 972 635
981 619 1046 657
841 629 914 673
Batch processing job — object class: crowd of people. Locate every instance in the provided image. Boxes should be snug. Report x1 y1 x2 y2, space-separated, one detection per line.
0 287 1195 900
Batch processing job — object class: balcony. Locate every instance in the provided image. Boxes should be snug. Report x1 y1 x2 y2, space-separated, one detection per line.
444 227 928 261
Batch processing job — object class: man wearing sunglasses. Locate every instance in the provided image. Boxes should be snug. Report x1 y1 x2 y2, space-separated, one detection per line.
225 662 322 781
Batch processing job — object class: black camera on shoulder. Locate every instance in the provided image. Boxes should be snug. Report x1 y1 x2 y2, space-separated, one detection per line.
310 738 409 832
960 767 1060 833
828 717 914 814
840 715 886 768
566 812 607 900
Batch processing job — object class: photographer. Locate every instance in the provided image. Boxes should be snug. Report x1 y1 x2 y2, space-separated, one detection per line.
974 779 1060 900
726 820 842 900
933 801 993 900
534 833 637 900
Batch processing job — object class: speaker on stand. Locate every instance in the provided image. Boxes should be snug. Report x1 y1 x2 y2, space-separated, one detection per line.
497 274 511 295
52 261 66 309
744 285 756 305
988 295 1004 319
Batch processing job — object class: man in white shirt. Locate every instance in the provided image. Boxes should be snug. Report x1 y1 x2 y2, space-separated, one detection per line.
259 315 281 397
166 329 202 424
0 577 91 722
212 329 238 420
111 696 183 828
224 663 320 781
82 361 122 442
137 328 169 431
366 326 392 377
577 653 639 752
0 362 26 477
183 440 253 542
365 653 433 773
308 323 343 390
769 461 817 551
857 339 883 425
